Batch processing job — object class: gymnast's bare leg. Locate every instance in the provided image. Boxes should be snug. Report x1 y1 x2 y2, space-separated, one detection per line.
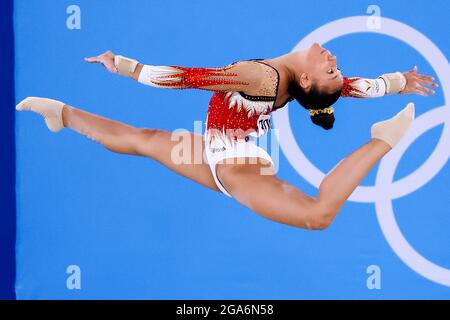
16 97 414 230
16 97 220 192
216 104 414 230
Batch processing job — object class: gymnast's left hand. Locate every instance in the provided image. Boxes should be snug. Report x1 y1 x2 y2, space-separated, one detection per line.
84 50 117 73
400 66 439 96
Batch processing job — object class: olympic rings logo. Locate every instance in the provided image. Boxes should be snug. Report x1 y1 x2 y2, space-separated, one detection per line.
272 16 450 287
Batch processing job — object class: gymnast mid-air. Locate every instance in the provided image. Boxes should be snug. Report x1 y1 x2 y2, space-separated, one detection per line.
16 42 438 230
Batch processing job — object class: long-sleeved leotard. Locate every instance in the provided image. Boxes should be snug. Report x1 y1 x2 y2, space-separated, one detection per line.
136 59 393 142
138 59 281 142
137 60 268 93
341 76 388 98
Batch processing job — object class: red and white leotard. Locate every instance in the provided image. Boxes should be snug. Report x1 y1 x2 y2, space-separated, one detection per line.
137 59 389 143
137 59 292 143
205 59 295 144
136 59 394 197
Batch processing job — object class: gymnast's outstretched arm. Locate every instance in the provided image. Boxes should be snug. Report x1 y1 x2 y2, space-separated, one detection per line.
85 50 266 94
341 66 438 98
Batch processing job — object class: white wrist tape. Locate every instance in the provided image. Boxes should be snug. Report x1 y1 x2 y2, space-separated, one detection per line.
114 55 139 77
379 72 407 94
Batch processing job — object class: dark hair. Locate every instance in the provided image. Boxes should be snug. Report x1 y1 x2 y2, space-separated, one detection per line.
288 81 342 130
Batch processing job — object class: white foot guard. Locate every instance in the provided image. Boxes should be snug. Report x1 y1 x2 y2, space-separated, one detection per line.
371 102 415 148
16 97 65 133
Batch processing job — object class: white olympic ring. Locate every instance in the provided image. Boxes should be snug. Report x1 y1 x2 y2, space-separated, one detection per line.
272 16 450 286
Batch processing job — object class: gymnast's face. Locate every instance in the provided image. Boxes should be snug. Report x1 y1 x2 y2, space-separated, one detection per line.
302 42 343 93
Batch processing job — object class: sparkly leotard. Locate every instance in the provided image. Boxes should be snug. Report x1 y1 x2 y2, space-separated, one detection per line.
137 59 294 143
204 59 295 144
136 58 390 196
137 58 387 144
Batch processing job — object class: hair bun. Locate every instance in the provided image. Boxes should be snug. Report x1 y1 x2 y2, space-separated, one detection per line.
310 112 335 130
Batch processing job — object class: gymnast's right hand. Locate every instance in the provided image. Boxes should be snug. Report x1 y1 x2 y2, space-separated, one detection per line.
85 50 118 73
85 51 140 78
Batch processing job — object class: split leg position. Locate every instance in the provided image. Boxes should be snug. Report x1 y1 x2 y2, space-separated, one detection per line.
16 97 414 230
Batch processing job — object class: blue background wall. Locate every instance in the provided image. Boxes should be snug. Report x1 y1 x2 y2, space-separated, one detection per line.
14 0 450 299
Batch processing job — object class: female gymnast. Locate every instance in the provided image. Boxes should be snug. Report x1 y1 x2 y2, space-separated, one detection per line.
16 43 438 230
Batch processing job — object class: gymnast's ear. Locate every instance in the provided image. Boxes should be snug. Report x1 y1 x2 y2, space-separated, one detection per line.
298 73 312 92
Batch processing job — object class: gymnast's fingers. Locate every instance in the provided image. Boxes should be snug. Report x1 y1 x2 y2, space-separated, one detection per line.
417 74 439 87
414 86 429 97
417 83 435 95
84 56 102 63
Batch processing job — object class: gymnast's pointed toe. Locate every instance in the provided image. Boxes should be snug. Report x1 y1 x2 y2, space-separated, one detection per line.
16 97 66 133
371 102 415 148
